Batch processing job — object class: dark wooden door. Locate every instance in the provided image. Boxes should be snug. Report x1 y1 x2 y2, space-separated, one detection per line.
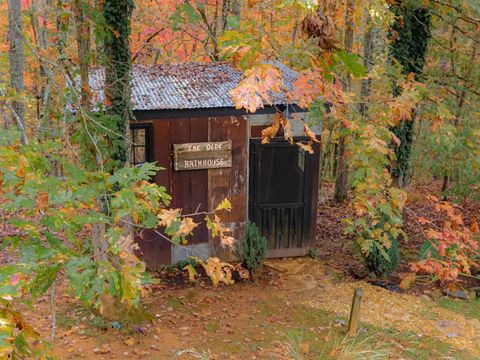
249 138 318 257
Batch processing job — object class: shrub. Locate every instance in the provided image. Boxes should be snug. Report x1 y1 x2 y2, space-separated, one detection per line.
237 222 267 276
365 235 400 278
409 196 480 285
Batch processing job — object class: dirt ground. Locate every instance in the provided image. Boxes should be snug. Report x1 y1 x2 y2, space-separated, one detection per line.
25 257 480 359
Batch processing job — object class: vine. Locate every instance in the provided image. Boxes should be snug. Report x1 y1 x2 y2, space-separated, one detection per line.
389 2 431 187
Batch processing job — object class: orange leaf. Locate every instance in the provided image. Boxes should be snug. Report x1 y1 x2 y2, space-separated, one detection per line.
391 133 401 147
399 273 416 289
417 217 431 225
470 218 479 233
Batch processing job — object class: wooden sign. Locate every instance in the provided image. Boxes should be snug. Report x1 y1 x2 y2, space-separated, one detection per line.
173 141 232 171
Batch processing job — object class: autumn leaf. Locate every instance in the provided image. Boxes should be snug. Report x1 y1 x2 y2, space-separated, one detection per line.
417 217 431 225
183 264 197 282
391 133 401 147
304 123 320 143
36 192 49 207
230 64 281 113
282 117 294 144
399 273 416 289
174 217 199 238
354 203 368 216
215 198 232 212
470 218 479 233
261 113 282 144
296 141 314 154
158 208 180 227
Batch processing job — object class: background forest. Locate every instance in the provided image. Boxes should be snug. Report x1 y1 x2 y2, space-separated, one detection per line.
0 0 479 358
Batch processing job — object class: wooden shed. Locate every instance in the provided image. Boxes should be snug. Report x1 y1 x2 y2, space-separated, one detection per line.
89 62 321 266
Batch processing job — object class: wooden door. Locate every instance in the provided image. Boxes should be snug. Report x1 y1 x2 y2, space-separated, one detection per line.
249 138 319 257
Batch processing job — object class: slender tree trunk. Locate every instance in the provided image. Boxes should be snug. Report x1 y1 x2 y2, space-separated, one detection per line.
334 0 353 202
8 0 27 144
30 0 51 136
359 15 373 117
231 0 240 19
73 0 91 107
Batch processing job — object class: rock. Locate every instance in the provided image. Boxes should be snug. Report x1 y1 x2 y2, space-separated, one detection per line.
93 344 112 355
444 289 468 300
124 337 136 347
436 320 462 337
368 280 403 293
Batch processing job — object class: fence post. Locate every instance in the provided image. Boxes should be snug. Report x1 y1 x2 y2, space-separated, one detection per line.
347 288 362 337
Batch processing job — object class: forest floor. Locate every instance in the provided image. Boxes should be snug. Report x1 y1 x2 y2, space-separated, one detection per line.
29 257 480 359
21 180 480 359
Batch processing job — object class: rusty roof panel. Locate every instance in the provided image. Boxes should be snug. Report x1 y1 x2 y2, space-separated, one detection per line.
88 62 298 111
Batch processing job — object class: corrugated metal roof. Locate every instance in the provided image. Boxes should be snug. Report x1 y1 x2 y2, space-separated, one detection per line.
87 62 298 111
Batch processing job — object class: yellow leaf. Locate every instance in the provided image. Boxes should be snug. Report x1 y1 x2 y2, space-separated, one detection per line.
215 198 232 212
304 123 320 143
183 264 197 282
296 141 314 154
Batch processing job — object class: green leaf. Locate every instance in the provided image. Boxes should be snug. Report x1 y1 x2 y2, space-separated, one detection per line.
170 3 201 31
336 50 367 78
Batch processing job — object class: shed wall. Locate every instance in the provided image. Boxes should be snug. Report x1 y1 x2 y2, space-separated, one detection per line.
133 116 248 267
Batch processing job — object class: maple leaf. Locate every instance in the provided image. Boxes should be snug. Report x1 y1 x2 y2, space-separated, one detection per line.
174 217 199 238
157 208 180 227
282 117 294 144
470 218 479 233
183 264 197 282
399 273 416 289
230 64 281 113
215 198 232 212
417 217 431 225
296 141 314 154
289 70 324 109
304 123 320 143
261 113 281 144
354 203 368 216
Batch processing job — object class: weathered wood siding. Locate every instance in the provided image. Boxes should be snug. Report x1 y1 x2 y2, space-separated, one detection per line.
133 116 248 266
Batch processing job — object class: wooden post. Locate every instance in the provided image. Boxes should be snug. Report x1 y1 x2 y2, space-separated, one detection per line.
347 288 362 337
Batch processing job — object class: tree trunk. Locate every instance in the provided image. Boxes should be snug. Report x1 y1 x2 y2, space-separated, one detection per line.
73 0 91 108
359 14 373 117
8 0 27 144
102 0 134 170
389 4 431 188
334 0 353 202
102 0 135 246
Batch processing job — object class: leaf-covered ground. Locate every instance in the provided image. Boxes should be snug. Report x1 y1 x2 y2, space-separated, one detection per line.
23 256 480 359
